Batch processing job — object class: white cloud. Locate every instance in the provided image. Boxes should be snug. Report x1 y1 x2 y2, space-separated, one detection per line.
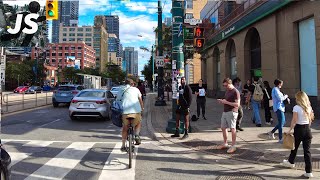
79 0 116 16
124 2 158 15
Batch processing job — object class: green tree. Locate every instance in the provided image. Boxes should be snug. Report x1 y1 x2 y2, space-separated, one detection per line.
102 63 126 83
141 56 155 86
80 67 100 76
5 61 33 86
62 67 81 83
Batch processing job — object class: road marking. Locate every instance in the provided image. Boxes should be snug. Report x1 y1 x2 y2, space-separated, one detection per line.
25 142 95 180
9 152 31 166
38 119 62 128
23 140 53 148
98 142 137 180
2 139 136 144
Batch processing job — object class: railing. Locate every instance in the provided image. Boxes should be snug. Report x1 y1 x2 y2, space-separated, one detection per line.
1 91 53 114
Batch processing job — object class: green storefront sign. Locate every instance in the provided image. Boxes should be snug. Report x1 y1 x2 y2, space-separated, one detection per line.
202 0 292 52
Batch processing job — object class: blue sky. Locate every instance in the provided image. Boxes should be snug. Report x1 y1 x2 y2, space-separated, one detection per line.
77 0 172 76
4 0 172 76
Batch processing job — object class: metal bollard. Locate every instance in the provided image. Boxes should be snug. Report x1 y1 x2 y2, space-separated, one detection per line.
6 94 8 112
46 92 48 104
35 92 38 107
22 93 24 109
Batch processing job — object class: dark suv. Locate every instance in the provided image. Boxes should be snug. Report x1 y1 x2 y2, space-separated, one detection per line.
52 85 85 107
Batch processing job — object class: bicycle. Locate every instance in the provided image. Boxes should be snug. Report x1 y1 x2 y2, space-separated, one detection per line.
125 117 135 168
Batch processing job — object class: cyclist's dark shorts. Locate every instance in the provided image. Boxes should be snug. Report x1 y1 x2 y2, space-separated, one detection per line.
176 106 190 115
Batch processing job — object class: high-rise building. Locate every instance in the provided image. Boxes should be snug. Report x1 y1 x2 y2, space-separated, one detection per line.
94 16 108 73
133 51 138 76
123 47 134 75
104 15 120 39
164 17 172 26
108 34 119 54
59 25 94 46
52 0 79 43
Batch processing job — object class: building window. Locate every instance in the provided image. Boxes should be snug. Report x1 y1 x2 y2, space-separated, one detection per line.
63 33 67 36
69 38 76 41
87 43 92 46
186 0 193 9
85 33 92 36
85 38 92 41
86 28 92 32
185 13 193 19
65 53 69 56
78 47 82 50
63 28 67 31
78 53 82 57
78 28 83 31
59 59 62 63
69 33 75 36
59 47 62 50
70 28 75 31
65 47 69 50
78 33 83 36
71 47 75 50
52 53 56 56
63 38 67 42
71 53 75 56
59 53 62 56
52 59 56 63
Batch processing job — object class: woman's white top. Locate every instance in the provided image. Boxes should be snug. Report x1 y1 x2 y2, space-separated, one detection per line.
293 105 311 125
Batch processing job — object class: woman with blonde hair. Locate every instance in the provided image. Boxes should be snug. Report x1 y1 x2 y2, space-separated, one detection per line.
281 91 314 178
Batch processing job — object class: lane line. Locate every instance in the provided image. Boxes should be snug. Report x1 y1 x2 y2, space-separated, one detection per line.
25 142 95 180
23 140 53 148
98 142 138 180
9 152 31 166
38 119 62 128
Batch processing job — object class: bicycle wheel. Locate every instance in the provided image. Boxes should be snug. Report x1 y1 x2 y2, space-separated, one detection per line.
128 129 133 168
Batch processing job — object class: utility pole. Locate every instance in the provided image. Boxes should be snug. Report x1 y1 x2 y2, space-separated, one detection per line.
166 0 185 134
155 0 166 106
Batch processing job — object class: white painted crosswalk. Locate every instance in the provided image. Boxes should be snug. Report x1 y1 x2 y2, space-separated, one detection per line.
2 139 146 180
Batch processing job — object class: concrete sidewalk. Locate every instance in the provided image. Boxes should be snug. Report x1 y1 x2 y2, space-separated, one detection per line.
147 93 320 179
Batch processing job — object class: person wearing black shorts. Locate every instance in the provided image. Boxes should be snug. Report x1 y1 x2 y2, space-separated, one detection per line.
171 77 193 140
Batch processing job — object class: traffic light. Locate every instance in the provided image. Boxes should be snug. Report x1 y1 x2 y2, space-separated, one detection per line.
46 0 58 20
194 38 205 48
194 27 204 38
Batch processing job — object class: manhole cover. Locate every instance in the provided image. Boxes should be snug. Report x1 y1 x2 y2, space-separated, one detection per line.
216 173 264 180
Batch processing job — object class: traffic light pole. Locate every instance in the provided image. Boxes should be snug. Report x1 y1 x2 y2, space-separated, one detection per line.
155 0 166 106
166 0 185 134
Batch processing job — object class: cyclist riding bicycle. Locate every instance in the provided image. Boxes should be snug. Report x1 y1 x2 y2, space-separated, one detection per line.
117 79 144 152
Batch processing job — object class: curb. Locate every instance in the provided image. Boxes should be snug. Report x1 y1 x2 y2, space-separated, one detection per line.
1 104 52 117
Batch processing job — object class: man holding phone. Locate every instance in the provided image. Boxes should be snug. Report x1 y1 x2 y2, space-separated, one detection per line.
217 78 240 153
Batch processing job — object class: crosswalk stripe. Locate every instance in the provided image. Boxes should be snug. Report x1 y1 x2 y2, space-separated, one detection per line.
2 139 119 144
98 142 137 180
25 142 95 180
9 152 31 166
23 140 53 147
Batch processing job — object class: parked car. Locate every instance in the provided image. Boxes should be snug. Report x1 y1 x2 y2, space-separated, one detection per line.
13 86 29 93
42 85 52 91
0 140 11 180
69 89 115 121
52 85 84 107
110 86 124 97
25 86 42 94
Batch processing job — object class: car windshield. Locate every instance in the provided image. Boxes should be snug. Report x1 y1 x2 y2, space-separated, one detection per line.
30 86 37 89
58 86 76 91
77 91 105 98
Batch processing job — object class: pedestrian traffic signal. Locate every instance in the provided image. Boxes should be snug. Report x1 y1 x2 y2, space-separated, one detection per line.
194 38 205 48
46 0 58 20
194 27 204 38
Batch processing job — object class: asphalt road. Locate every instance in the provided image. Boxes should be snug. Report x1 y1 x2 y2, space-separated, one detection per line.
1 105 234 180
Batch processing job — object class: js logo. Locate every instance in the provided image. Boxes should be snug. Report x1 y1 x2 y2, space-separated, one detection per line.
7 1 42 35
7 13 39 34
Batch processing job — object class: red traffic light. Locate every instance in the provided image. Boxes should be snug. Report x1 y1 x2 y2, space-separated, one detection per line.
194 27 204 38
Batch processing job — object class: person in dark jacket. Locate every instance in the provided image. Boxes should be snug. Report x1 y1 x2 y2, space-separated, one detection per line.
263 81 273 125
195 79 207 120
137 81 146 101
171 77 193 139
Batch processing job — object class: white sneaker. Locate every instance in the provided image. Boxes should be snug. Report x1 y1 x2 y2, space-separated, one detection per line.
281 159 295 168
304 173 314 178
265 122 271 125
268 131 275 139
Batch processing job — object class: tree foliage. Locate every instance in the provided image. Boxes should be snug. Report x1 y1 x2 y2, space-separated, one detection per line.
141 56 155 86
102 63 126 84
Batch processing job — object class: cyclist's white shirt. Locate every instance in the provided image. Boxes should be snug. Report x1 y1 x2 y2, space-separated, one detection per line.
117 85 142 114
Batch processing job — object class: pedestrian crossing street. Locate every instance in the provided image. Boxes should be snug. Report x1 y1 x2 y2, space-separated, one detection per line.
2 139 144 180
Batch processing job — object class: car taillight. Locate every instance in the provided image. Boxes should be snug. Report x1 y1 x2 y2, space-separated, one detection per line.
72 91 78 94
71 100 78 103
96 100 106 104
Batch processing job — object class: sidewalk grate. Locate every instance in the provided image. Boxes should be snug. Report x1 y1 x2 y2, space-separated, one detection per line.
295 156 320 170
216 173 265 180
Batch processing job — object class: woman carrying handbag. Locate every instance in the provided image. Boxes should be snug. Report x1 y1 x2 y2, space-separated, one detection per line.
281 91 314 178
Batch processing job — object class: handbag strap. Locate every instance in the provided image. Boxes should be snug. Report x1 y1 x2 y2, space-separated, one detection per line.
120 86 130 102
264 89 270 100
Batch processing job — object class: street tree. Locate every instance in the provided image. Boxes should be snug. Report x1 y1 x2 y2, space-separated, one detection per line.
102 63 126 84
61 67 81 83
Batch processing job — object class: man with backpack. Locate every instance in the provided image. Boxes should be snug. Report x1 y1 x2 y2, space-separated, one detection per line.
249 77 264 127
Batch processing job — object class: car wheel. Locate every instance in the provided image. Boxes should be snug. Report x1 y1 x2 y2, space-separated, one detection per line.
70 116 77 121
53 103 59 107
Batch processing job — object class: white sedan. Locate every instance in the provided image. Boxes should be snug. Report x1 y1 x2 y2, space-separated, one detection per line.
69 89 115 121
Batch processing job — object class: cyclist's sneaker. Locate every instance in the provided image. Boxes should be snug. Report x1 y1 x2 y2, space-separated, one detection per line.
120 146 127 152
135 135 141 145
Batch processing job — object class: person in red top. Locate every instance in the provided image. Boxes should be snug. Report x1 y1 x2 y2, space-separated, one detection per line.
217 78 240 154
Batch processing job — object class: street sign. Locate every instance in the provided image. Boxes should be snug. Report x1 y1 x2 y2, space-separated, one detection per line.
183 28 194 40
156 56 164 67
1 55 6 85
184 18 202 26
